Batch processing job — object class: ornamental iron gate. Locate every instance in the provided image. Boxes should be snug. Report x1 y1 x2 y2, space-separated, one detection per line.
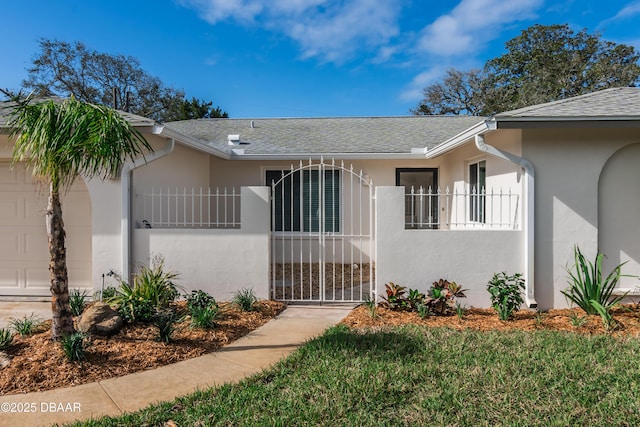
270 159 375 302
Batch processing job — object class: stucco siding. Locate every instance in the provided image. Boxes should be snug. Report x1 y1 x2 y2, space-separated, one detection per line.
376 186 524 308
522 127 640 309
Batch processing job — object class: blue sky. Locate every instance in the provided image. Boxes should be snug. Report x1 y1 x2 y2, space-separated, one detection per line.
1 0 638 118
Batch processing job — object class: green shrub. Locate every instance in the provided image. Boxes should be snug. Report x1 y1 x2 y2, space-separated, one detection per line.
61 332 88 362
9 313 44 336
406 288 426 311
562 245 627 317
98 286 118 301
185 290 219 329
487 272 525 320
0 328 13 350
69 289 91 316
106 256 181 323
233 288 258 312
186 290 216 312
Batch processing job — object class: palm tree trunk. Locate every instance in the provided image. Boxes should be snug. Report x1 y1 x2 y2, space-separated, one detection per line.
47 187 74 340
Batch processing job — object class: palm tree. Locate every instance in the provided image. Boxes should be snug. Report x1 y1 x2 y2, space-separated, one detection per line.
1 91 152 340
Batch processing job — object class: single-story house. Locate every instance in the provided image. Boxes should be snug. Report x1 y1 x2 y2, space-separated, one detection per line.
1 87 639 310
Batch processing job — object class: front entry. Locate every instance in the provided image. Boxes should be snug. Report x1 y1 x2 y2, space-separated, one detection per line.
269 159 374 302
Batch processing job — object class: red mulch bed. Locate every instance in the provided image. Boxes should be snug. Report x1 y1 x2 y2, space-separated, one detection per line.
341 304 640 337
0 300 285 395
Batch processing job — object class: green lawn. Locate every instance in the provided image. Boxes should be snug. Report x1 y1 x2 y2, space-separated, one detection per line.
71 325 640 426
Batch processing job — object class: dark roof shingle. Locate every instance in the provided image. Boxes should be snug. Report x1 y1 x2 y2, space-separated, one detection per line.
166 116 483 155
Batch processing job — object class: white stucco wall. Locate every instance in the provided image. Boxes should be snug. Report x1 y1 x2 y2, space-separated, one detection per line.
522 127 640 309
376 186 524 308
132 187 270 300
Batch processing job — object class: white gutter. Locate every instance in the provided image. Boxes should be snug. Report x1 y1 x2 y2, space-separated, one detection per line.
475 133 537 308
121 135 175 282
228 152 429 160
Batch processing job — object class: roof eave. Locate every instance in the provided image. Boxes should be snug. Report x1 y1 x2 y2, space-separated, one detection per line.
153 124 231 160
425 120 493 158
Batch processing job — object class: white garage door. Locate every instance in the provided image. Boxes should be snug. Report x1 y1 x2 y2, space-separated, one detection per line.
0 162 92 297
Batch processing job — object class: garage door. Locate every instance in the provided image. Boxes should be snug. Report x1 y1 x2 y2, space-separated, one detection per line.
0 162 92 297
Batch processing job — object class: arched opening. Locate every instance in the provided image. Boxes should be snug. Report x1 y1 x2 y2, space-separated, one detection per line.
598 143 640 288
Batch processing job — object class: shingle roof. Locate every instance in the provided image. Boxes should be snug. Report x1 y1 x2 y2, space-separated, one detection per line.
165 116 484 155
495 87 640 119
0 99 155 129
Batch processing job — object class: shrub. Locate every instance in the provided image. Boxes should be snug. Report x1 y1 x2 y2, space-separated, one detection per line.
186 290 216 312
562 245 627 317
185 290 219 329
380 282 409 310
153 309 179 343
69 289 91 316
9 313 44 336
233 288 258 312
61 332 88 362
106 256 181 323
406 289 426 311
0 328 13 350
98 286 118 301
487 272 525 320
425 279 467 315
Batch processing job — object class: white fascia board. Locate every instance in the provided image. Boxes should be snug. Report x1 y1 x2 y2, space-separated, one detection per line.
425 120 493 159
153 124 231 160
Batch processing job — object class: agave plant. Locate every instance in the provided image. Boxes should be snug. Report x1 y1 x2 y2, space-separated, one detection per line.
562 245 628 316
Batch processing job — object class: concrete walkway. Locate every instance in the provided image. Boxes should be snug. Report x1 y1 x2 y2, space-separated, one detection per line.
0 305 353 427
0 301 50 329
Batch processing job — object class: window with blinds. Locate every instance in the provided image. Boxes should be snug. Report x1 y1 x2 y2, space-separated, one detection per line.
267 169 340 232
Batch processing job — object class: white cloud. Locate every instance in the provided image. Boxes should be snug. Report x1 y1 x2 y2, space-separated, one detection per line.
399 67 446 102
599 1 640 28
611 1 640 20
178 0 401 63
418 0 542 56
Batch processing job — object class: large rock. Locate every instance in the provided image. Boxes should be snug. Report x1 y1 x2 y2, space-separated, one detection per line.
77 302 123 336
0 352 11 369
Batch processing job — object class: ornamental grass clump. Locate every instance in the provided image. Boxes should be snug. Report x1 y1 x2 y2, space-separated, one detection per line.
562 245 627 317
9 313 45 336
106 256 181 323
233 288 258 312
0 328 13 350
61 332 88 362
69 288 91 316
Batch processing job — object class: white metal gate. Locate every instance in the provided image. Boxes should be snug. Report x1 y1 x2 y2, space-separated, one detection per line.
270 159 375 302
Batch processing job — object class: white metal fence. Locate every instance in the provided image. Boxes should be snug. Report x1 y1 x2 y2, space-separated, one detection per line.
137 187 241 229
405 186 519 230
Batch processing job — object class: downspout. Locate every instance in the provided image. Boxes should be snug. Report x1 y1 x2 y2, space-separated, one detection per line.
475 133 538 308
121 137 175 283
